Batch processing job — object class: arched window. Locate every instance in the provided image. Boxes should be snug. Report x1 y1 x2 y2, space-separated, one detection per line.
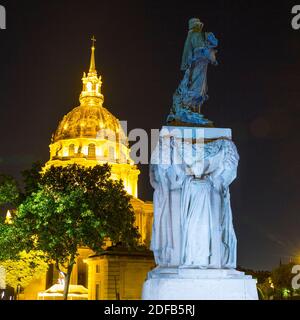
86 82 92 92
88 144 96 158
69 144 75 157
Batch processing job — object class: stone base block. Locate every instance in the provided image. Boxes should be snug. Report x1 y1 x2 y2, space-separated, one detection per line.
142 267 258 300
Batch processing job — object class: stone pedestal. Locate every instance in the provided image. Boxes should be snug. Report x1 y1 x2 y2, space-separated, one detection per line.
142 267 258 300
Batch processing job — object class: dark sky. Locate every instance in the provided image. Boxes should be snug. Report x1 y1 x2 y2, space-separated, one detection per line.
0 0 299 271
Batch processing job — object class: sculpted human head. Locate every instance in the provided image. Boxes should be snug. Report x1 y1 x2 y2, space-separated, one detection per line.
188 18 203 32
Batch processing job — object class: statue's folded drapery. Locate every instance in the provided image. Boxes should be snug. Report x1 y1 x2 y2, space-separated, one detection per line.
180 176 213 267
179 33 218 111
150 137 239 268
150 164 172 265
180 139 239 268
167 30 218 125
150 138 185 266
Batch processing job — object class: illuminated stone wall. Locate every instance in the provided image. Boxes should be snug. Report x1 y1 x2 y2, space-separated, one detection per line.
85 252 155 300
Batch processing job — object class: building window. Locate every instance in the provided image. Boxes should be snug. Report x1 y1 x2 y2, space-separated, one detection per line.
96 264 100 273
69 144 75 156
95 284 100 300
86 82 92 92
88 144 96 158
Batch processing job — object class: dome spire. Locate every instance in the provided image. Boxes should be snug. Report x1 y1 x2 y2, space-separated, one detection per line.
79 36 104 106
89 36 97 75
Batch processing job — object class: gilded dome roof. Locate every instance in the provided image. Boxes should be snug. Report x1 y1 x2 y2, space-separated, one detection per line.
52 105 127 145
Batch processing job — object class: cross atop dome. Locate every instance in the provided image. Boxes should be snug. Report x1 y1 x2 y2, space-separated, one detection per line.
80 37 104 106
91 35 96 47
89 35 97 75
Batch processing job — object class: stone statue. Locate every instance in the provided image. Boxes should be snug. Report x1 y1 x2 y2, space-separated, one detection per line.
180 139 238 268
150 134 238 269
167 18 218 126
143 19 258 300
150 137 185 266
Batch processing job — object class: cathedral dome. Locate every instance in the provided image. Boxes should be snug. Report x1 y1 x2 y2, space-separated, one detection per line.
45 38 139 197
52 105 127 145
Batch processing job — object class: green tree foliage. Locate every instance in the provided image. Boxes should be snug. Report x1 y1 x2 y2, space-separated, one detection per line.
0 214 48 298
0 174 20 206
257 277 274 300
21 161 43 197
16 164 140 299
271 263 295 298
0 220 25 261
0 168 48 297
0 250 48 295
0 173 24 260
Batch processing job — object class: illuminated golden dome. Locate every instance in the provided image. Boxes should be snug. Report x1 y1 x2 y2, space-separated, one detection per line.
53 37 127 146
45 37 139 197
52 105 127 145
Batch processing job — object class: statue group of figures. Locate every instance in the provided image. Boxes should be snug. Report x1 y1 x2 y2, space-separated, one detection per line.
144 18 258 301
150 134 239 269
167 18 218 126
149 18 240 270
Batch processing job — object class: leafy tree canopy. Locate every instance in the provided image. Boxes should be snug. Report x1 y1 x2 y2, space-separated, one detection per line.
271 263 296 293
21 161 43 197
0 250 48 291
0 174 20 207
15 164 140 299
0 220 26 261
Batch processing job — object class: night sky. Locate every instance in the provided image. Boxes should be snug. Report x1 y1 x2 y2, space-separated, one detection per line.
0 0 299 271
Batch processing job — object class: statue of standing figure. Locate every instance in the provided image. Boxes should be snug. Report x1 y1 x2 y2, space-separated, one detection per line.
167 18 218 126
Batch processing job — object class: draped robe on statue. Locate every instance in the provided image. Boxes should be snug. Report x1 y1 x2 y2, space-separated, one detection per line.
150 137 239 269
167 30 218 125
180 139 238 268
150 137 186 266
